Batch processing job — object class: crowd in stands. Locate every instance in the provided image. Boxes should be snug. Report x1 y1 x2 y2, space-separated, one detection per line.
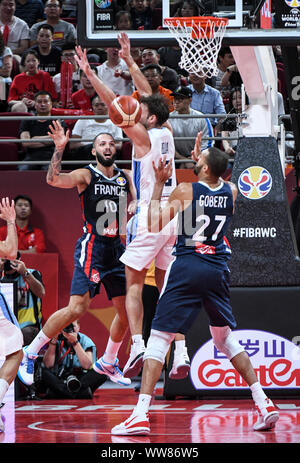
0 0 291 171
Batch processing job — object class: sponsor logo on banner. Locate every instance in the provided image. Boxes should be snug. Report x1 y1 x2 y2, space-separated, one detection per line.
190 330 300 390
238 166 272 200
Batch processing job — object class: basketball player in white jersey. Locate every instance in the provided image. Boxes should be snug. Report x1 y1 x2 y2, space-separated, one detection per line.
74 34 190 380
0 197 23 433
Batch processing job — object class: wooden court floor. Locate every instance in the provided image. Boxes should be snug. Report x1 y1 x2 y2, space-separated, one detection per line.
1 383 300 446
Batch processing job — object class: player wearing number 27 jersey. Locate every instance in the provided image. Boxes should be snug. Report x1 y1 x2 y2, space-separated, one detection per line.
174 180 233 263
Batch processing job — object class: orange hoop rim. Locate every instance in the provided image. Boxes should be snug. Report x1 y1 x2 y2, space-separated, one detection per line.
164 16 228 35
164 16 229 28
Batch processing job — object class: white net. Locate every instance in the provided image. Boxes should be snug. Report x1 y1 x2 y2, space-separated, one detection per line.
164 17 228 78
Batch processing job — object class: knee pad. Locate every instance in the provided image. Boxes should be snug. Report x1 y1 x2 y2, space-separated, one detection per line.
144 329 176 364
210 325 244 360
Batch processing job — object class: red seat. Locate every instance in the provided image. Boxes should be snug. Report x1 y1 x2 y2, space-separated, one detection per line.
119 141 132 170
0 112 30 138
0 138 19 170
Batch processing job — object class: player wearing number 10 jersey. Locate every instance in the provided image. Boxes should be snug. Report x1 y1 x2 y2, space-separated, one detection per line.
18 124 137 389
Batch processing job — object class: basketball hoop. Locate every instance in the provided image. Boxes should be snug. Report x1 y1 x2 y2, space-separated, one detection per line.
164 16 228 78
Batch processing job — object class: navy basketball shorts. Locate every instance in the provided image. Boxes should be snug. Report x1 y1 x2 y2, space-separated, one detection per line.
70 234 126 300
151 254 237 335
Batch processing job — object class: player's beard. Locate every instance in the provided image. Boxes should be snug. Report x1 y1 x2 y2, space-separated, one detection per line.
193 163 203 176
96 151 117 167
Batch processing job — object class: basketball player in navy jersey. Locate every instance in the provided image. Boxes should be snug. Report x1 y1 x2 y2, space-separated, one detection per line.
18 121 137 388
0 197 23 432
111 132 279 435
73 34 191 382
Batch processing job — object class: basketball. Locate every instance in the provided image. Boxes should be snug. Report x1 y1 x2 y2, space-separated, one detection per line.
108 95 142 128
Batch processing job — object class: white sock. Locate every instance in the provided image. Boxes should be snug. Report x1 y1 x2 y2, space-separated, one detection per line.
250 382 268 404
134 393 151 415
174 340 186 353
132 334 145 347
102 338 122 364
0 379 9 404
27 330 51 355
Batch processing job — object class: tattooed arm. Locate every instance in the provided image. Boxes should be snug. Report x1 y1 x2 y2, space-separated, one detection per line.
47 121 90 190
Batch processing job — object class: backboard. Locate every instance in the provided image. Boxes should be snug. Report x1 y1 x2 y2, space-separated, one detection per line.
77 0 248 48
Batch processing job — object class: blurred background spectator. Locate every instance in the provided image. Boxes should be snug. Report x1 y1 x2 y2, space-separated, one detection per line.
29 0 76 49
15 0 44 28
0 194 46 252
29 23 62 76
0 0 30 57
7 48 57 110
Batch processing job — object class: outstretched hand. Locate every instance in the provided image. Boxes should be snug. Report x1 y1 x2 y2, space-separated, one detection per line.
48 120 70 151
153 157 173 185
118 32 131 61
0 197 16 223
74 45 91 76
191 131 203 162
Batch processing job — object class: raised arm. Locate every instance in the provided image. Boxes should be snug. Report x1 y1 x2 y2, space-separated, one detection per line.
117 32 152 97
148 157 192 232
75 45 151 157
0 198 18 259
46 120 90 190
75 46 117 107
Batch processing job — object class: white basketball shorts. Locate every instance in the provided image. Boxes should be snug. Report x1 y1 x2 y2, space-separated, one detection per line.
0 293 23 357
121 208 177 272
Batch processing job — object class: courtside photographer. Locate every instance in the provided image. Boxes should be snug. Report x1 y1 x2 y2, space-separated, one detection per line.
38 320 106 399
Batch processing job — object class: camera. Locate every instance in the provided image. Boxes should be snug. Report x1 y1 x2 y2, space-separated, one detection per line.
221 117 237 132
63 323 75 333
65 374 81 393
58 323 75 342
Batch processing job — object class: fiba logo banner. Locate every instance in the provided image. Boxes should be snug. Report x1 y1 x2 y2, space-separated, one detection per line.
285 0 300 7
238 166 272 200
190 330 300 390
94 0 112 8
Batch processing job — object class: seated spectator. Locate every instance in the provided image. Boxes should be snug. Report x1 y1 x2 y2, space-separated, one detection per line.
215 47 236 104
29 23 62 76
71 66 98 111
97 47 134 96
141 48 180 92
15 0 45 28
0 0 30 57
114 10 132 30
172 0 204 17
18 90 59 170
132 63 174 112
169 86 213 168
29 0 76 49
187 72 226 129
69 94 123 161
7 49 57 110
0 194 46 252
38 320 107 399
0 251 44 343
129 0 153 30
221 87 245 158
53 42 82 105
158 45 188 78
0 250 45 400
0 28 13 110
220 62 242 106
